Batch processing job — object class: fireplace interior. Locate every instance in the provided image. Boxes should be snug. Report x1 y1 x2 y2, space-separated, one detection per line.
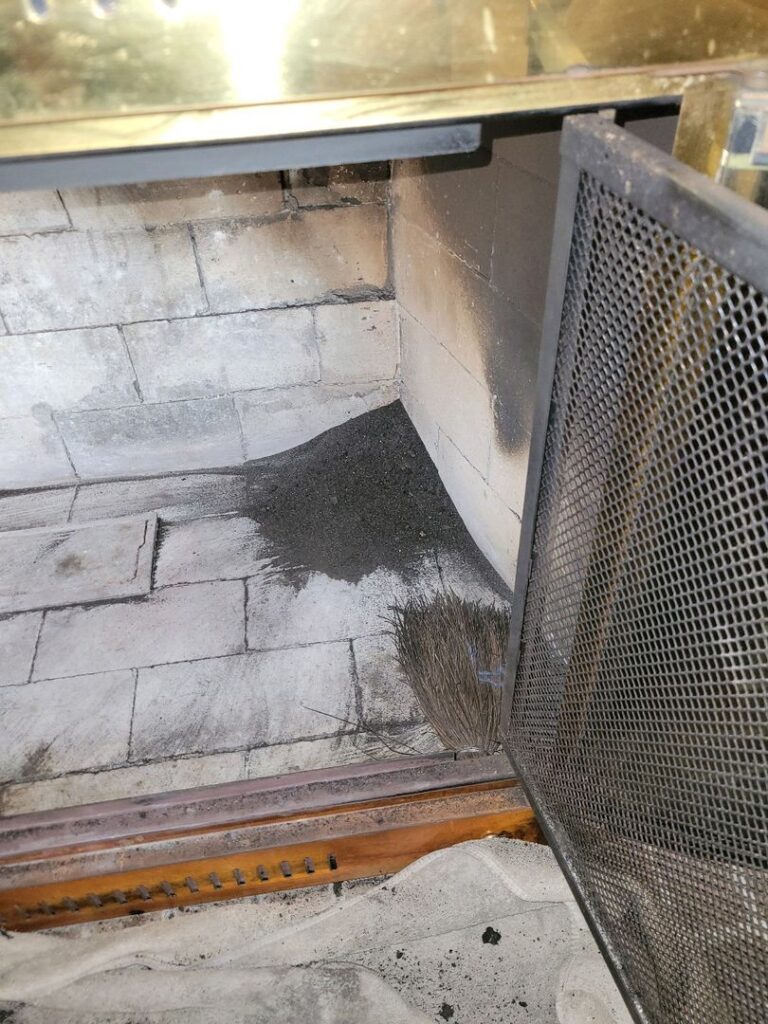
0 115 675 817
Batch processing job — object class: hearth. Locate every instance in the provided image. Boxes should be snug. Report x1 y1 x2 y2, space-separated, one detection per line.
0 147 543 815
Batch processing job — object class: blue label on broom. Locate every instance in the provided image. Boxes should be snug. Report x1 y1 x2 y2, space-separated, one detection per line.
467 644 505 689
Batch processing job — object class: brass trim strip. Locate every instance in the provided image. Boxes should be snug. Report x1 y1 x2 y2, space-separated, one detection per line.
0 60 756 161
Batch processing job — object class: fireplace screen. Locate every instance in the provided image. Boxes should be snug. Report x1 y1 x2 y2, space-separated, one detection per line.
504 115 768 1024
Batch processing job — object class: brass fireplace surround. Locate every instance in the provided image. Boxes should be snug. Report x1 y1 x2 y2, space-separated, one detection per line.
0 0 765 161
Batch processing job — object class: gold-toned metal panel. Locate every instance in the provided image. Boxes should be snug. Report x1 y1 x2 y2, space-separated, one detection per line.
554 0 768 71
674 69 768 205
0 1 766 158
0 0 531 122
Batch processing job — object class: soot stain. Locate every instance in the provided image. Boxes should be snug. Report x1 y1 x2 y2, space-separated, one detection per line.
243 400 505 592
55 553 84 576
41 533 69 555
20 742 53 781
485 278 542 457
481 926 501 945
438 1002 455 1020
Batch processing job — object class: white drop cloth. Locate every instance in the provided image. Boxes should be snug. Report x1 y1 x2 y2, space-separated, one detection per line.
0 838 631 1024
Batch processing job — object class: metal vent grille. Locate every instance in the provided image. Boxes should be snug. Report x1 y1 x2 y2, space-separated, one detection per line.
505 118 768 1024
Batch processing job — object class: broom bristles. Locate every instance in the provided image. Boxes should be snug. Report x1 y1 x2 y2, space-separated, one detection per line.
390 591 511 755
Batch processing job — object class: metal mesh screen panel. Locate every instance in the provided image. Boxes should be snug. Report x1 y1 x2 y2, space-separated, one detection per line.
507 163 768 1023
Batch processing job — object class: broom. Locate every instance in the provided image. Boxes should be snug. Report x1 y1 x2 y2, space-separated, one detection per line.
390 591 511 755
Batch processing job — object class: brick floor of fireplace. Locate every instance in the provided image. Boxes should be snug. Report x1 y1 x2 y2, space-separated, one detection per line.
0 403 510 815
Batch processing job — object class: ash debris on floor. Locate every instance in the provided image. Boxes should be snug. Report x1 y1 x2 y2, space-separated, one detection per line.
0 399 511 814
244 400 508 593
